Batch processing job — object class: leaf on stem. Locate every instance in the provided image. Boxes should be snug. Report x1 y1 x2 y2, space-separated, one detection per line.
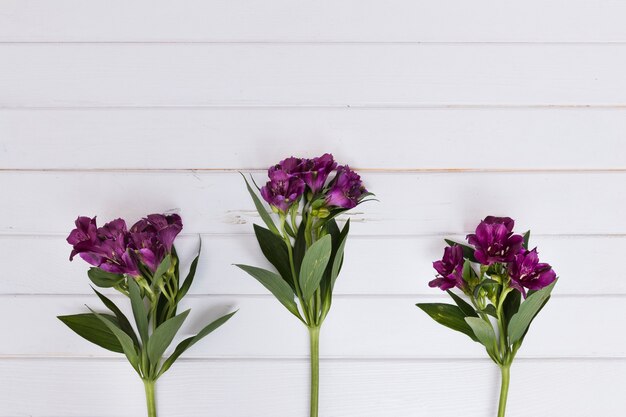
507 280 557 345
235 264 301 319
88 307 140 373
128 278 149 344
58 313 124 353
241 173 280 235
157 310 237 377
253 224 294 289
92 287 139 347
146 309 190 366
465 317 497 354
417 303 478 342
299 235 332 300
177 240 201 301
446 290 478 318
87 268 124 288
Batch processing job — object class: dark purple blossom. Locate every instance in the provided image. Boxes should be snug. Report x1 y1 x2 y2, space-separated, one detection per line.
67 217 140 276
429 245 465 291
129 213 182 272
269 156 307 176
260 169 306 212
300 153 337 194
508 248 557 297
467 216 524 265
325 165 367 209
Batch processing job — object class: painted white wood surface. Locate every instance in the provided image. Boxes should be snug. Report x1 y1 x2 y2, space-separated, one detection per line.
2 0 626 43
2 108 626 170
1 1 625 416
2 359 623 417
3 44 626 107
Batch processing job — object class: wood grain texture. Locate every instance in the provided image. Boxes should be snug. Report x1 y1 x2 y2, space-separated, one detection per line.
1 171 624 235
3 44 626 107
1 358 623 417
2 294 623 358
2 108 626 170
2 0 626 42
2 234 624 296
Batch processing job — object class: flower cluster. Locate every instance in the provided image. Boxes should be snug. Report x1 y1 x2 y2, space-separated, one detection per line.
260 153 367 214
67 213 182 277
430 216 556 297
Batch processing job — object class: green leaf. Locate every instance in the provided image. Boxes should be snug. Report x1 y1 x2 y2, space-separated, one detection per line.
293 221 307 275
87 268 125 288
235 264 300 318
502 289 521 328
444 239 477 263
417 303 478 342
157 310 237 377
446 290 478 318
178 240 201 301
127 278 149 344
89 307 140 372
482 304 498 317
241 173 279 234
465 317 497 352
299 235 332 300
58 313 123 353
522 230 531 250
253 224 294 288
330 220 350 290
146 309 190 366
151 254 172 289
92 287 139 347
473 278 499 299
508 280 557 345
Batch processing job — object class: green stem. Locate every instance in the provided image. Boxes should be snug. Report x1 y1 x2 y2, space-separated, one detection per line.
143 379 157 417
497 364 511 417
309 326 320 417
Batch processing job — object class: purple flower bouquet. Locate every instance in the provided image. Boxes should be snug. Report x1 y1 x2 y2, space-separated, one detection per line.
237 154 373 417
59 214 236 417
417 216 558 417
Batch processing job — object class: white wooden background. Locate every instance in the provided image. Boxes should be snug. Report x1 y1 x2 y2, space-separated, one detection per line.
1 1 626 416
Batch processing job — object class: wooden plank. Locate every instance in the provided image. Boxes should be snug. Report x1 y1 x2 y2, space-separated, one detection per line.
3 44 626 107
0 171 624 235
2 295 623 358
0 358 622 416
1 234 623 295
2 108 626 170
2 0 626 42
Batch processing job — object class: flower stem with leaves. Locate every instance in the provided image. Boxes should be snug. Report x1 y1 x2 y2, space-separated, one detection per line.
60 214 237 417
237 154 373 417
418 216 558 417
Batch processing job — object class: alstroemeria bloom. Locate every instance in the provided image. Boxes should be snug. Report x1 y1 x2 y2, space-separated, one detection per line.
67 217 140 276
261 169 306 213
325 165 367 209
270 156 307 176
129 213 182 272
508 248 557 297
300 153 337 194
429 245 465 291
467 216 524 265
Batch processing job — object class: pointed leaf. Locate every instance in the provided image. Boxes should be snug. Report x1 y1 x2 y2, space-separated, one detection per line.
178 241 201 301
87 268 124 288
293 220 307 275
465 317 497 352
236 264 300 318
241 173 279 234
299 235 332 300
89 307 140 372
522 230 531 250
127 278 149 344
151 254 172 289
417 303 478 342
330 220 350 290
58 313 123 353
157 310 237 377
146 309 190 366
446 290 478 318
254 224 294 288
92 287 139 346
508 280 557 345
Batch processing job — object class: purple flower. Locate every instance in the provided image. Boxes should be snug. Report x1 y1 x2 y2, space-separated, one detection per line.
325 165 367 209
269 156 307 176
429 245 465 291
260 169 306 213
467 216 524 265
129 213 182 272
67 217 140 276
300 153 337 194
508 248 557 297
